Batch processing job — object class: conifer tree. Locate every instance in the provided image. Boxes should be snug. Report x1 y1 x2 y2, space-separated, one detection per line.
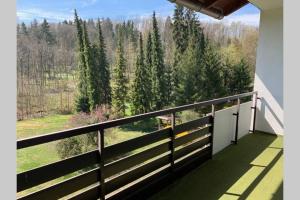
201 45 225 99
74 11 90 112
20 22 28 35
131 33 151 115
145 32 153 107
174 8 207 105
230 59 252 94
96 19 112 106
40 19 55 44
151 12 167 110
176 37 204 105
82 21 102 111
171 5 186 105
112 39 128 117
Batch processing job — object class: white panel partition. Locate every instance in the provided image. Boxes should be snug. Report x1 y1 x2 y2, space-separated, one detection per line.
213 101 253 155
238 101 253 139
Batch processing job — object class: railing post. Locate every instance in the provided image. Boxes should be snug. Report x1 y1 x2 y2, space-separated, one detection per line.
170 112 176 172
251 92 258 133
232 98 240 144
98 129 105 200
209 104 215 158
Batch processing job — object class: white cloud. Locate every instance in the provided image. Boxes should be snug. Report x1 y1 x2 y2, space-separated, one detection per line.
17 8 73 23
224 13 260 26
198 13 260 26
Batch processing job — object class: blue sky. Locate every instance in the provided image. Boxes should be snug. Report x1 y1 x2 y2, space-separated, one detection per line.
17 0 260 26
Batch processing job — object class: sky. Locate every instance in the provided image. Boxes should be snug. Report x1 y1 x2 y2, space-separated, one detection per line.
17 0 260 26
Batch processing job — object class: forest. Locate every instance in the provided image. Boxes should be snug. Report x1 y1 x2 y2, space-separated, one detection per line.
17 5 258 120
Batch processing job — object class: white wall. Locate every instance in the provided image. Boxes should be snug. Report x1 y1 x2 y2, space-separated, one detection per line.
251 4 283 135
213 102 252 154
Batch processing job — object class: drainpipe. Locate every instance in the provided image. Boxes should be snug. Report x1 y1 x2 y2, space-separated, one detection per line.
168 0 224 20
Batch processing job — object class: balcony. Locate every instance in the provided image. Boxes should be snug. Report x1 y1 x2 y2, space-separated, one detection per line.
16 91 283 200
151 132 283 200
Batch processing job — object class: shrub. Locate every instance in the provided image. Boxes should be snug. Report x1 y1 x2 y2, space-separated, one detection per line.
56 105 112 159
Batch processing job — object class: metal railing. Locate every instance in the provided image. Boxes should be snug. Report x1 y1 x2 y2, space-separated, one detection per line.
17 91 258 200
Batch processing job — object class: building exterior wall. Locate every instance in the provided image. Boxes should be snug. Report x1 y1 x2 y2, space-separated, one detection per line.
253 7 283 135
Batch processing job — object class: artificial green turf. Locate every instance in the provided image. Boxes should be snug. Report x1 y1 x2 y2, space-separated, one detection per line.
150 132 283 200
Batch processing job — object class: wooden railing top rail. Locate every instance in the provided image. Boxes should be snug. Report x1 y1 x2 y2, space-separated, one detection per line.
17 91 257 149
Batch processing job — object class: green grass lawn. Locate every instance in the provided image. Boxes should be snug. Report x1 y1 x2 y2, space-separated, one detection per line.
17 114 72 173
17 114 72 139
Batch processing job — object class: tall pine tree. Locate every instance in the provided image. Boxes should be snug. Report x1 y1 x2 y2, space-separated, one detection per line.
174 8 207 105
96 19 112 106
82 21 100 111
201 45 225 99
151 12 167 110
112 39 128 117
74 11 90 112
131 33 151 115
145 32 153 108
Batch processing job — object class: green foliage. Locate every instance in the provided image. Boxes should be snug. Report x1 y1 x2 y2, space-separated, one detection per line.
201 45 225 100
96 19 112 106
74 12 112 112
230 59 252 94
131 33 151 115
56 106 112 159
75 96 90 113
74 11 90 113
174 8 207 105
112 39 128 117
151 12 167 110
176 39 203 105
145 32 153 107
40 19 55 44
83 21 100 111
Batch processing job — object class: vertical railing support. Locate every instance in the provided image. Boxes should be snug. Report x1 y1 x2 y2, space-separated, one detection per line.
209 104 215 158
98 129 105 200
251 92 258 133
232 98 240 144
170 112 176 172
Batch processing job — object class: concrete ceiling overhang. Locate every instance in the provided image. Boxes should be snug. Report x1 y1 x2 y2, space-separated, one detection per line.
248 0 283 10
168 0 249 19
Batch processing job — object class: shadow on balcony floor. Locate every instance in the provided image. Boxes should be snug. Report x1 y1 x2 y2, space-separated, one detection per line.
149 132 283 200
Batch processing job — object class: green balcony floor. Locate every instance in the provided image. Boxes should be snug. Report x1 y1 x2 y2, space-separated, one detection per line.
150 132 283 200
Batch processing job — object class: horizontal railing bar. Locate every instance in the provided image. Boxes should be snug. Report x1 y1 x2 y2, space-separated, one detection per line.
67 184 100 200
174 147 211 173
17 150 99 192
174 116 212 135
107 166 171 200
104 128 171 161
17 91 256 149
17 168 99 200
104 141 170 178
175 127 211 148
105 154 171 194
174 137 211 160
